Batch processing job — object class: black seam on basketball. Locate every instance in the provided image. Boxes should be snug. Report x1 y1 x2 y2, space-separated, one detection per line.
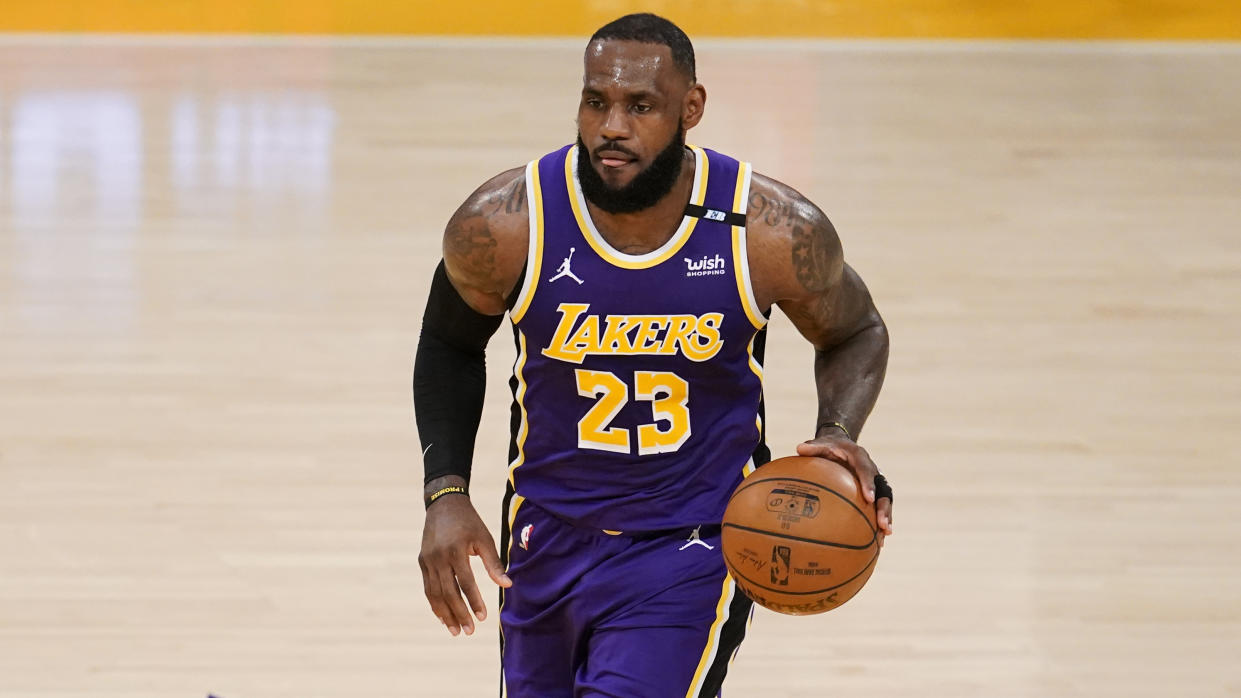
725 545 880 597
721 522 874 550
731 474 878 538
732 475 875 534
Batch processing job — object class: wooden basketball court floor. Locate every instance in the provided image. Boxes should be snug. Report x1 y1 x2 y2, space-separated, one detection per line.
0 36 1238 698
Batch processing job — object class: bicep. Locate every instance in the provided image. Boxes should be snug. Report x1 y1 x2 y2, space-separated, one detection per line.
442 214 507 316
778 263 879 351
440 169 528 316
764 192 876 350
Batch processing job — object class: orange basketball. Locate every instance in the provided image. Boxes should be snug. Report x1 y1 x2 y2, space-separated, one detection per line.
721 456 881 615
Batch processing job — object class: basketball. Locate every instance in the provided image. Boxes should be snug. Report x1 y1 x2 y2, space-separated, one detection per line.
721 456 881 615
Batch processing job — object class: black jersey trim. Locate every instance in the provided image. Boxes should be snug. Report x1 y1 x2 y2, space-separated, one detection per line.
694 578 754 697
683 202 747 227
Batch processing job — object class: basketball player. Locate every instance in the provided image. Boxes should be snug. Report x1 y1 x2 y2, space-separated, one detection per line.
414 14 893 697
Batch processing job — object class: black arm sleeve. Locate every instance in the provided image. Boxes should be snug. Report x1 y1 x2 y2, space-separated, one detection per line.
413 261 505 486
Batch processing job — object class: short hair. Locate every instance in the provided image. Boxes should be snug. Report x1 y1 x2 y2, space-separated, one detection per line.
589 13 696 82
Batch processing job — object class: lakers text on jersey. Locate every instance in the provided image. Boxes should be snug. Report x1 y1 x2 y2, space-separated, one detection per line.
506 144 772 532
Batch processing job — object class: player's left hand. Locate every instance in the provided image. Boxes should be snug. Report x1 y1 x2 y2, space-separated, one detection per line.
797 435 893 546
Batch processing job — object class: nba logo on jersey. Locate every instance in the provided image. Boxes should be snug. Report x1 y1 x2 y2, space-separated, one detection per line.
519 523 534 550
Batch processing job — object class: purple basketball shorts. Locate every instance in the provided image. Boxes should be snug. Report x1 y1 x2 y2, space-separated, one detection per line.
499 497 753 698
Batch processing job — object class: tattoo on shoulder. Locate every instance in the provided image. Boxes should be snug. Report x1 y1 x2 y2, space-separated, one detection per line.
489 177 527 216
748 191 797 228
445 210 498 281
791 213 838 294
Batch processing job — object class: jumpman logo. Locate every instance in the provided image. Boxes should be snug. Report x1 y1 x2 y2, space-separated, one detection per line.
678 525 715 551
549 247 584 284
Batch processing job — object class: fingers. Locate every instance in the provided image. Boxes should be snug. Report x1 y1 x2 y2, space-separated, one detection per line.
420 551 479 636
439 557 477 636
420 543 513 635
855 450 879 504
419 554 459 634
455 540 513 625
799 437 892 546
796 439 849 463
799 439 880 504
876 497 894 537
476 540 513 589
453 555 487 627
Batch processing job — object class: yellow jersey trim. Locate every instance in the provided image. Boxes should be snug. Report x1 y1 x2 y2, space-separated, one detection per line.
746 332 765 445
498 491 526 698
506 331 531 487
731 162 767 329
509 160 544 324
684 572 736 698
504 494 526 551
746 334 764 382
565 144 709 270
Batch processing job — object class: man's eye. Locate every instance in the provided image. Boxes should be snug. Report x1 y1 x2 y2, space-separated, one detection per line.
633 104 652 114
586 99 604 109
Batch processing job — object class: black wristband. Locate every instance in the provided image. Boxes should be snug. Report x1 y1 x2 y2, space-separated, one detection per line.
874 473 893 502
425 485 469 509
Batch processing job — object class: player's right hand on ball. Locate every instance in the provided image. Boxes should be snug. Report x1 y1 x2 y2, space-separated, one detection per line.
797 436 893 544
419 495 512 637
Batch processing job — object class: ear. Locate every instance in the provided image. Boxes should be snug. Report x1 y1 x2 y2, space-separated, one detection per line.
682 83 706 130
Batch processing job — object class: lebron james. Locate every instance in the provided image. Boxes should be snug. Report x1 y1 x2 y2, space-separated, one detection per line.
414 13 893 697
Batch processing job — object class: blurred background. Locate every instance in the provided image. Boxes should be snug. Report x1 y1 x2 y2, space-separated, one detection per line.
3 0 1241 37
1 2 1238 698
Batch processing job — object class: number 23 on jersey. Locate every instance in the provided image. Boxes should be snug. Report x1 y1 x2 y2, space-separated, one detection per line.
575 369 690 456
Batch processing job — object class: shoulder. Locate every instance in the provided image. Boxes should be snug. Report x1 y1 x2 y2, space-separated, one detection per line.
744 172 843 307
442 166 530 314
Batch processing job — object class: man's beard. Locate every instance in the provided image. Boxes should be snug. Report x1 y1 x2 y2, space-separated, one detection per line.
576 128 686 215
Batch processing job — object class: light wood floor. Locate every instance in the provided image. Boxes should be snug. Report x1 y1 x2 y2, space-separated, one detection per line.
1 37 1238 698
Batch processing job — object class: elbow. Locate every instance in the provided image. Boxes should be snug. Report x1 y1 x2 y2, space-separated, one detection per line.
870 310 890 364
814 307 889 357
815 308 889 378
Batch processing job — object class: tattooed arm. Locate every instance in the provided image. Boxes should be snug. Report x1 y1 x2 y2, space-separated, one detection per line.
442 167 531 314
417 167 529 639
745 173 893 538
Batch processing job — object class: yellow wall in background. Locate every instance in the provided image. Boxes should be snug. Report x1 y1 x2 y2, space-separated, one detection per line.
2 0 1238 38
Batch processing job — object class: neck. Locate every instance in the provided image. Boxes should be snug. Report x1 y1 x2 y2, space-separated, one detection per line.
584 148 697 255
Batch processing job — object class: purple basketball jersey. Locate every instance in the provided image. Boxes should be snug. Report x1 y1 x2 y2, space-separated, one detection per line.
506 144 770 532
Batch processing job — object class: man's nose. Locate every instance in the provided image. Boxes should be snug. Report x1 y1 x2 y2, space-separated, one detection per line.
600 104 631 141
